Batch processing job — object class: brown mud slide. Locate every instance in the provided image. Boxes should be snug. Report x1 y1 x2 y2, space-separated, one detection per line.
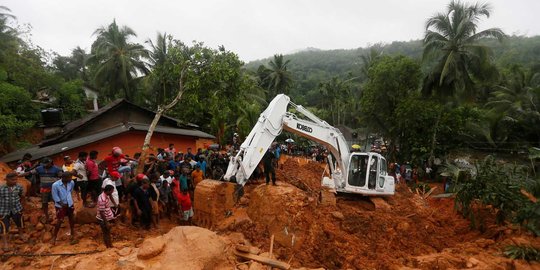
2 159 540 269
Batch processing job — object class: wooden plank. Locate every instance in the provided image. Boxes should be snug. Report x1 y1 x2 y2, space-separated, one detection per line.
269 234 275 256
423 186 437 199
268 234 275 270
234 250 291 270
235 245 261 255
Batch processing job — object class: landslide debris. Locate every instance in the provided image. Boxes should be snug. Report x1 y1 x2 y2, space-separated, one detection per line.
221 158 540 269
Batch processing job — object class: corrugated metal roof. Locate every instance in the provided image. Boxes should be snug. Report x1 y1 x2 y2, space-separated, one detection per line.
1 123 215 163
40 99 200 146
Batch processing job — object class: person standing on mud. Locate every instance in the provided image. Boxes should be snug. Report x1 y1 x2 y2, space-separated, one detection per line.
51 172 76 245
263 148 276 185
133 179 152 230
86 150 101 204
0 172 27 251
97 185 116 248
31 157 62 224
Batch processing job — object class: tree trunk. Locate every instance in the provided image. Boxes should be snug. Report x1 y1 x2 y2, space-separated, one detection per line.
428 109 442 166
136 69 186 174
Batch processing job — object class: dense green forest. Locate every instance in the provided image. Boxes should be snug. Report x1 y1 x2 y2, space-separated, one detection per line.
1 2 540 165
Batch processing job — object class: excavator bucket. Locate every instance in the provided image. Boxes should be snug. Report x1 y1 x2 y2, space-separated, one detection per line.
193 179 240 229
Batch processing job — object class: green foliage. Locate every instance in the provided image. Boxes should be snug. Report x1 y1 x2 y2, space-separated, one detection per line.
144 41 262 145
422 1 505 100
52 46 89 82
504 245 540 261
0 114 34 151
54 80 87 121
360 54 422 158
317 76 358 126
453 156 530 225
90 20 149 101
413 182 431 193
394 96 440 161
484 65 540 149
0 81 39 121
0 80 37 153
257 54 292 101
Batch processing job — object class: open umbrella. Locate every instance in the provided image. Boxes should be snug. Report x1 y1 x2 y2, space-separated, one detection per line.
285 138 295 143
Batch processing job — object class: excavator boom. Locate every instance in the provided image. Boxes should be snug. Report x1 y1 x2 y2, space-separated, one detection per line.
194 94 394 228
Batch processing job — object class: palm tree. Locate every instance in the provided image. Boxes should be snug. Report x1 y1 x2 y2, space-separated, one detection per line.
0 6 18 60
0 6 15 25
423 1 506 100
71 46 89 81
486 65 540 145
91 20 149 101
360 46 383 78
145 32 178 106
264 54 292 100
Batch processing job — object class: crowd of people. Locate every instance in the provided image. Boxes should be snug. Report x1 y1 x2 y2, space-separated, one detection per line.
0 144 217 250
388 161 435 185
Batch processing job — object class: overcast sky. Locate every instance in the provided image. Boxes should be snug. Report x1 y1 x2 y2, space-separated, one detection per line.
3 0 539 62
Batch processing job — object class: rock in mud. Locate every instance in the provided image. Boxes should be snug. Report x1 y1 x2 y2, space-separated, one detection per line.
248 261 265 270
137 235 165 259
74 207 97 224
332 211 345 220
42 231 52 242
117 247 133 256
29 214 40 226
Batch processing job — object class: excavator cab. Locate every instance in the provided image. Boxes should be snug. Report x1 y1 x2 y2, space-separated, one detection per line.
343 152 394 195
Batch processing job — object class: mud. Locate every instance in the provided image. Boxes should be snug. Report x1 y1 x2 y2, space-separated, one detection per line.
2 158 540 269
221 158 540 269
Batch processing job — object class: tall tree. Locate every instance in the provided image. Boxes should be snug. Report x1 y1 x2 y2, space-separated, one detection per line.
360 55 422 159
318 76 354 126
423 0 505 100
486 65 540 146
145 32 177 107
0 6 18 63
90 20 148 101
264 54 292 100
71 46 89 81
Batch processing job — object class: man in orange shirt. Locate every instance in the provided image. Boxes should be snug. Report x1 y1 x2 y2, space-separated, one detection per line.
191 165 204 187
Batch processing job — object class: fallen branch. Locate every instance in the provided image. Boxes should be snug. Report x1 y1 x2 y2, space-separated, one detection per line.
423 187 438 199
405 213 416 218
234 250 291 270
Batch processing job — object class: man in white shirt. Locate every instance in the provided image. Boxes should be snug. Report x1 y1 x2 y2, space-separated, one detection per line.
101 171 120 205
73 152 91 207
159 170 173 185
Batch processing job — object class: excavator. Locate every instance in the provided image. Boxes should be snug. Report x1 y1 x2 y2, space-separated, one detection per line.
194 94 395 228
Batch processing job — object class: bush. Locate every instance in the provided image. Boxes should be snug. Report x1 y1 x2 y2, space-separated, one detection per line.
504 245 540 261
455 156 540 231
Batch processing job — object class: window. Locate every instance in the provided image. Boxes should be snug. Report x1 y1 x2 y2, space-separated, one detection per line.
380 159 387 175
368 156 378 189
348 155 368 187
379 158 387 188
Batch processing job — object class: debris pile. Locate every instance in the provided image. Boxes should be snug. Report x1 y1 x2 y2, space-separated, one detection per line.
3 158 540 269
276 158 324 195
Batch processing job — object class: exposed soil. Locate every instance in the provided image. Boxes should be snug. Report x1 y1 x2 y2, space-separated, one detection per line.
219 157 540 269
2 157 540 269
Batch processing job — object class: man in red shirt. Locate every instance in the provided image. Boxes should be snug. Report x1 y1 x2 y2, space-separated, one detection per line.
86 150 100 204
102 147 127 175
176 188 193 225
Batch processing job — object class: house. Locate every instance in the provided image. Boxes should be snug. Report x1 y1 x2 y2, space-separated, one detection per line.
0 99 215 165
